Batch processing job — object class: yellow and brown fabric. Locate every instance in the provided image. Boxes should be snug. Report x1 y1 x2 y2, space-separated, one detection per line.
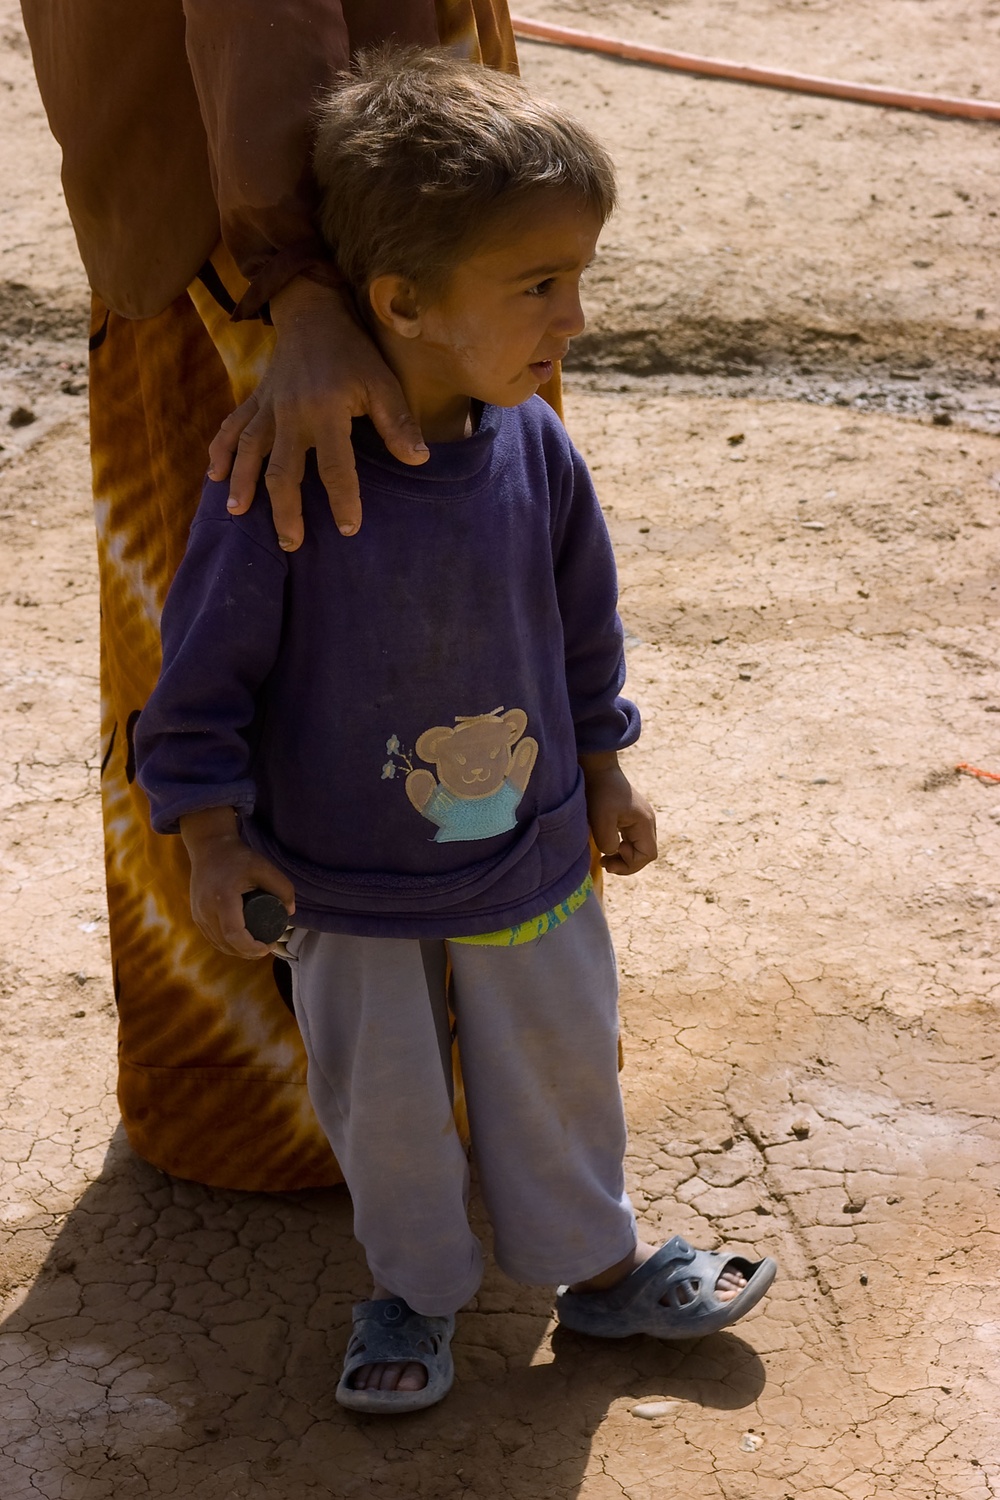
90 249 328 1190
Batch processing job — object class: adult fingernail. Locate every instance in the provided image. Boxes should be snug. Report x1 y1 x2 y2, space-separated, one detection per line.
226 498 239 510
339 522 358 536
414 443 429 455
278 536 296 551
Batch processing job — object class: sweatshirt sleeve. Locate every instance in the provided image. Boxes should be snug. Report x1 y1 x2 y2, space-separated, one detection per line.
181 0 351 293
135 497 288 834
181 4 452 314
548 430 641 756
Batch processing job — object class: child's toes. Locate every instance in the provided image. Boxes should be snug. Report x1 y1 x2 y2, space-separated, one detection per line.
351 1361 427 1391
393 1361 429 1391
714 1265 749 1303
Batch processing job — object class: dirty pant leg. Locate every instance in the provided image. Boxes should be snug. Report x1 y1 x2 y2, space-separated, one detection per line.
447 896 637 1287
286 929 483 1317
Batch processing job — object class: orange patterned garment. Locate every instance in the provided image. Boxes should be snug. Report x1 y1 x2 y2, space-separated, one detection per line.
93 1 572 1190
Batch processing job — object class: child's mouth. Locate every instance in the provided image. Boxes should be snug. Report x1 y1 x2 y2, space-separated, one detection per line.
529 359 554 380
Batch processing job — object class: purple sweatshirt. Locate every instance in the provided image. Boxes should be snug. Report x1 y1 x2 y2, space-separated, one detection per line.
136 397 639 938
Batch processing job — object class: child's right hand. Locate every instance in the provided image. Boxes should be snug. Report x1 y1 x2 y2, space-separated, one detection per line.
179 807 295 959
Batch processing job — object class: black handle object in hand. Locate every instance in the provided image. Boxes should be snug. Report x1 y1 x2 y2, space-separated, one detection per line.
242 889 290 944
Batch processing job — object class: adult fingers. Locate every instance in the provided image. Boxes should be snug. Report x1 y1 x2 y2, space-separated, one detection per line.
264 431 308 552
225 404 278 515
207 395 256 483
315 419 365 537
208 394 262 488
367 377 429 467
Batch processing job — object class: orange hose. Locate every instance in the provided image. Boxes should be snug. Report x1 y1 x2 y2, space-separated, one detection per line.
957 763 1000 783
510 15 1000 122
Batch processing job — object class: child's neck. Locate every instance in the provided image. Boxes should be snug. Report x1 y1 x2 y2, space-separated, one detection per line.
374 329 475 444
405 386 474 444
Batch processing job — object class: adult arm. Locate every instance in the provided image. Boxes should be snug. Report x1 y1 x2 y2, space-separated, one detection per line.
182 0 432 545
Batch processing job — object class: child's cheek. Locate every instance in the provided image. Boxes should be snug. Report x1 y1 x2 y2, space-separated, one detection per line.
421 311 477 365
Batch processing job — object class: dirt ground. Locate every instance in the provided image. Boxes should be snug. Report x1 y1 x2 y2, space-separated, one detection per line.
2 1 1000 1496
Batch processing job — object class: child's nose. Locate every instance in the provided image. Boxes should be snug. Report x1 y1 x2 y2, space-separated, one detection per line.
553 289 586 339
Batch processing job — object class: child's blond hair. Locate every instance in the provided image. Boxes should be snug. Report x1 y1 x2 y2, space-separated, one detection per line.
313 47 616 299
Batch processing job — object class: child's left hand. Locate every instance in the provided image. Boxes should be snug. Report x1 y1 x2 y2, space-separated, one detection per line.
579 752 657 876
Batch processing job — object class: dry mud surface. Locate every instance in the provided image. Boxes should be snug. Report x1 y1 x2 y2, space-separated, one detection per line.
2 2 1000 1497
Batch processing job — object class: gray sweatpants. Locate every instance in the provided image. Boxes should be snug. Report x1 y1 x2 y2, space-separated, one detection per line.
285 896 637 1317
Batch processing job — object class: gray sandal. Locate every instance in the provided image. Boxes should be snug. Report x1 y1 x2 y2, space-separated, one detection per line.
555 1235 777 1340
336 1298 455 1414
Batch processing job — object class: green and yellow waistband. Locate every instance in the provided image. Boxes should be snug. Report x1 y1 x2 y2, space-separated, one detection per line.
448 874 593 948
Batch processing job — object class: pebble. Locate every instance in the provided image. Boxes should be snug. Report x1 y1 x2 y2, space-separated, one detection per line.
740 1432 764 1451
8 406 36 428
800 520 826 530
630 1401 678 1420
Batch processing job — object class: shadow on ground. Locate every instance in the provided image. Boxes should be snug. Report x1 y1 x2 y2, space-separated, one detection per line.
0 1129 765 1499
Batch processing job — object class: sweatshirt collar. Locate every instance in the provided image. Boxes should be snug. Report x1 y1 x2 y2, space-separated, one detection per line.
352 401 503 488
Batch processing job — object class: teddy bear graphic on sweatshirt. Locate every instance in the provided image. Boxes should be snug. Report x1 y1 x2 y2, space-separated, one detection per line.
381 708 538 843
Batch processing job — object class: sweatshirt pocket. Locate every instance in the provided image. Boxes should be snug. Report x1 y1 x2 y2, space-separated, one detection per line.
248 770 588 918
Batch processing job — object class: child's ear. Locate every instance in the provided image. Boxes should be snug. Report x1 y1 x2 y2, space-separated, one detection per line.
368 275 423 339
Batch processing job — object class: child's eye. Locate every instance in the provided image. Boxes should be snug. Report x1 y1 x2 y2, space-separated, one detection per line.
526 277 555 297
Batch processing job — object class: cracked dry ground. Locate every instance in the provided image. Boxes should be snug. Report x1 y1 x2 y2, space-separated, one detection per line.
4 395 1000 1500
3 4 1000 1499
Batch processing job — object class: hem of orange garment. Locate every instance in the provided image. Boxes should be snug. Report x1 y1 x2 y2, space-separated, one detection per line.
118 1062 345 1191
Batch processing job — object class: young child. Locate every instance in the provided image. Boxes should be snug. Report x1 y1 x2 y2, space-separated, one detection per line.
136 49 776 1413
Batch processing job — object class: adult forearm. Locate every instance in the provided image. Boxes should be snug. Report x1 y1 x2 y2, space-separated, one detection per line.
182 0 351 284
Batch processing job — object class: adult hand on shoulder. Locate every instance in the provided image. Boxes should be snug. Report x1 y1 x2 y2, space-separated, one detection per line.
208 278 429 551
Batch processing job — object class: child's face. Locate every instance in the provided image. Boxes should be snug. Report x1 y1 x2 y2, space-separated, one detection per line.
410 193 603 412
